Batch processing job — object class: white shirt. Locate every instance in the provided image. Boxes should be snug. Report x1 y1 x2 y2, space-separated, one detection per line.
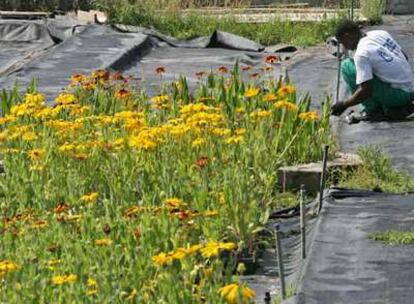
354 30 414 92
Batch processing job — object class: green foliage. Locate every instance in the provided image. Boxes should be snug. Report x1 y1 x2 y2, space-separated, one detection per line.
361 0 385 23
339 145 414 193
91 0 339 46
370 230 414 245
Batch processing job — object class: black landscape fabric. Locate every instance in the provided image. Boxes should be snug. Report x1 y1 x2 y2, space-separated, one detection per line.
291 188 414 304
0 17 295 99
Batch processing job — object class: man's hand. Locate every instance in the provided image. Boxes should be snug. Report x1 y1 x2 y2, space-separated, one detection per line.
331 101 348 116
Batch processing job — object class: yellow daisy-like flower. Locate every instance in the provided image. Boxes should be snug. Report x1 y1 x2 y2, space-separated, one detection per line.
244 87 260 98
32 220 48 229
94 238 112 246
200 241 237 258
275 101 298 111
52 274 77 285
192 138 206 148
225 135 244 145
263 93 278 102
277 84 296 96
80 192 99 204
0 260 20 274
218 283 255 304
299 111 319 121
55 92 77 105
27 148 45 161
25 92 45 105
152 252 173 267
164 198 187 209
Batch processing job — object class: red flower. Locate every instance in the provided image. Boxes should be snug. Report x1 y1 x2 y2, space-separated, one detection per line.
241 65 252 72
217 66 229 73
265 55 280 64
195 71 208 78
155 66 166 75
195 156 209 169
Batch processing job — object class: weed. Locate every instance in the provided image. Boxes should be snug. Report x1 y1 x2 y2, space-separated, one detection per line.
370 230 414 245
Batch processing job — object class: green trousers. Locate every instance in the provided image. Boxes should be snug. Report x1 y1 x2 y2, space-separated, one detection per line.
341 58 414 113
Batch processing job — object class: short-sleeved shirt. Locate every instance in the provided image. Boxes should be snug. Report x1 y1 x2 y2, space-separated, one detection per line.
354 30 414 93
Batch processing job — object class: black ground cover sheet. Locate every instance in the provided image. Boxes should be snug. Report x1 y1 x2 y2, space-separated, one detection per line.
292 189 414 304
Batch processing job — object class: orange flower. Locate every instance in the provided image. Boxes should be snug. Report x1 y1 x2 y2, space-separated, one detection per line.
241 65 252 72
114 88 131 100
94 238 112 246
92 69 109 81
217 66 229 73
155 66 166 75
32 220 48 229
111 71 124 80
265 55 280 64
278 85 296 95
53 203 69 214
71 73 85 84
82 81 96 91
195 71 207 78
249 73 260 79
195 156 209 169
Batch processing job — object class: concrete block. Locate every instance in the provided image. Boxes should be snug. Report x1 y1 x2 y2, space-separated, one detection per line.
278 153 362 192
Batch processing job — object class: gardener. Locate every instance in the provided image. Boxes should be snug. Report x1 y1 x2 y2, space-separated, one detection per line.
331 20 414 121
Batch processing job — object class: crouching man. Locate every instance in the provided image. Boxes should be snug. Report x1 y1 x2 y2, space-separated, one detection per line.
331 20 414 121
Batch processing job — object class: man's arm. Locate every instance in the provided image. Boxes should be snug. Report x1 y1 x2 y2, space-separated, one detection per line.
331 80 373 116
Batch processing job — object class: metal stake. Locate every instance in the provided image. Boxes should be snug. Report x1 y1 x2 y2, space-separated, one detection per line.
318 145 329 214
300 184 306 259
275 224 286 299
335 43 342 104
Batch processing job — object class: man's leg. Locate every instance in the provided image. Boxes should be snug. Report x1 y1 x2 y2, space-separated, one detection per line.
341 58 414 119
340 58 379 113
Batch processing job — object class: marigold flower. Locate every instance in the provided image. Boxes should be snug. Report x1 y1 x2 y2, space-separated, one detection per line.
155 66 166 75
32 220 48 229
217 66 229 73
195 71 208 78
80 192 99 204
55 93 77 105
82 81 96 91
275 100 298 111
52 274 77 285
241 65 252 72
244 87 260 98
192 138 206 148
164 198 187 209
299 111 319 121
218 283 255 304
195 156 209 169
250 110 272 119
263 93 277 102
278 84 296 95
152 252 173 266
200 241 237 258
53 202 69 214
92 69 109 81
27 148 45 161
94 238 112 246
265 55 280 64
25 92 45 105
0 260 20 277
115 88 131 100
71 73 85 84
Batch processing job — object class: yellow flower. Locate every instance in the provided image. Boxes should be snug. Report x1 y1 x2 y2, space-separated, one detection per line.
94 238 112 246
45 259 63 271
126 288 137 301
244 87 260 98
263 93 278 102
152 252 173 267
164 198 187 209
55 93 77 105
250 110 272 119
25 92 45 105
200 241 237 258
0 260 20 277
80 192 99 204
225 135 244 145
218 283 255 304
192 138 206 147
277 84 296 96
32 220 48 229
275 101 298 111
87 278 97 287
52 274 77 285
150 95 169 104
170 248 188 260
27 149 45 161
21 131 38 141
299 111 319 121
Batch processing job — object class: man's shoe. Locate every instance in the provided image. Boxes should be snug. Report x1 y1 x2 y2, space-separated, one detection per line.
345 110 387 124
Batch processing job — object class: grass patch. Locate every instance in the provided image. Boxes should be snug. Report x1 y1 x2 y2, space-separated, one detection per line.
339 145 414 193
92 0 339 46
370 230 414 245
